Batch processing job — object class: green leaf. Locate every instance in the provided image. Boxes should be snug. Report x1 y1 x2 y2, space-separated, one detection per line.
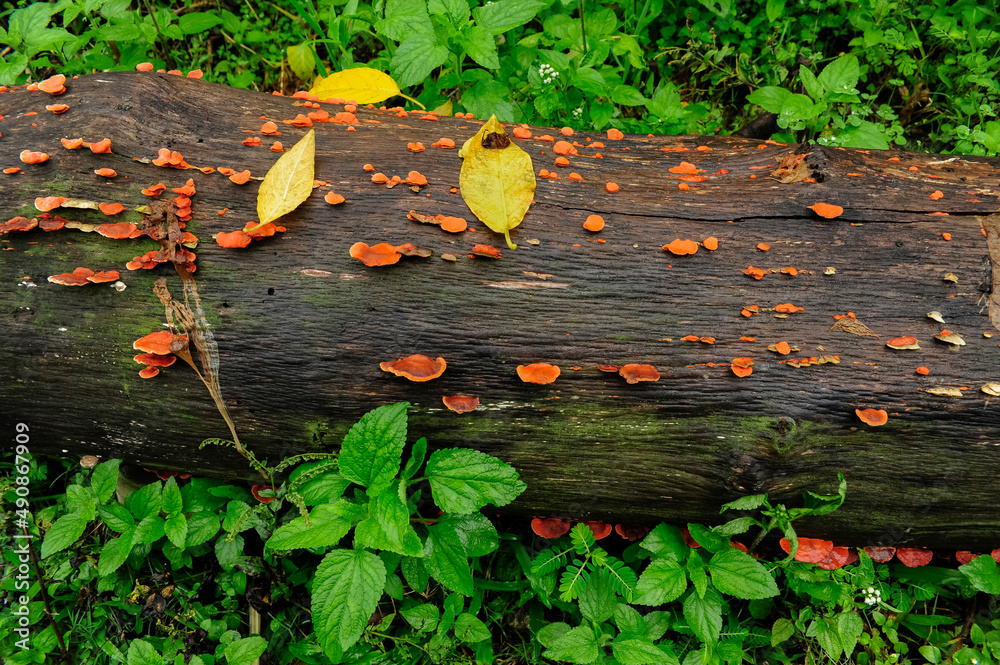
612 637 671 665
41 514 87 558
454 613 491 643
178 11 222 34
472 0 545 35
461 77 519 122
401 556 430 592
402 603 440 632
543 624 600 664
287 43 316 81
683 587 722 644
221 500 252 533
184 512 220 548
807 617 842 661
959 553 1000 594
686 524 729 553
571 67 607 96
641 523 688 561
611 35 645 69
295 470 351 506
719 494 768 512
634 558 687 605
613 603 645 635
164 513 188 550
338 402 409 493
402 437 427 480
224 636 267 665
125 481 162 521
537 621 572 647
162 477 183 515
439 512 498 557
708 548 779 599
6 4 71 58
267 503 353 551
354 481 423 556
687 551 707 597
919 646 943 664
765 0 786 22
714 516 756 537
426 448 526 513
375 0 432 41
313 549 387 657
817 55 860 97
98 532 134 576
429 0 471 24
771 617 795 646
837 121 891 150
579 569 617 623
611 84 647 106
91 459 121 503
97 503 134 532
747 86 791 113
126 638 162 665
799 66 824 101
215 533 244 570
459 25 500 70
800 473 847 516
837 611 863 658
66 484 96 521
424 520 474 595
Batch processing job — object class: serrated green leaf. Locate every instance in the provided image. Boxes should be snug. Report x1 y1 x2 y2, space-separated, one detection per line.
91 459 121 503
184 511 220 548
454 613 491 643
267 503 353 551
439 512 498 557
401 556 430 592
375 0 432 41
611 83 647 105
817 55 859 96
837 611 863 658
634 558 687 605
41 514 87 558
402 603 440 632
687 523 729 553
472 0 545 35
807 616 842 661
215 533 244 570
313 549 386 657
612 637 669 665
959 553 1000 593
402 437 427 480
98 503 134 532
765 0 785 22
461 78 519 122
391 32 450 88
641 523 688 561
221 500 252 533
707 548 778 599
339 402 408 493
614 603 645 636
719 494 768 512
125 481 162 521
771 617 795 646
687 551 707 597
162 476 183 515
579 568 617 623
799 66 824 101
683 587 722 644
295 470 351 506
98 531 134 576
747 86 792 113
426 448 526 513
354 481 423 556
714 516 756 537
460 25 500 69
544 624 600 664
224 636 268 665
429 0 471 24
424 520 474 595
66 484 96 521
178 11 221 34
164 513 188 549
286 43 315 81
571 67 607 96
126 638 162 665
537 621 572 647
257 128 315 225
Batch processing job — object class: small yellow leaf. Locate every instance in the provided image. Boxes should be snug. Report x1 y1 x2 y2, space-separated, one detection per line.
459 114 536 250
925 386 964 397
255 129 315 227
309 67 421 107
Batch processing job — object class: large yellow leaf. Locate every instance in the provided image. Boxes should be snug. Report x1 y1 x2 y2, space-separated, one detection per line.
254 129 315 227
309 67 421 107
459 115 536 250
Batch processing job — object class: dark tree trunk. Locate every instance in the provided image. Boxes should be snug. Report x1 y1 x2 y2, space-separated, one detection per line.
3 72 1000 547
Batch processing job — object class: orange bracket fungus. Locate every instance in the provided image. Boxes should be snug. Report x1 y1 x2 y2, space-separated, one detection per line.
615 524 651 541
408 211 468 234
863 546 896 563
134 352 176 368
20 150 49 164
855 408 888 426
138 367 160 379
251 484 276 503
807 202 844 219
886 336 920 350
731 357 754 377
134 330 188 356
89 138 112 154
662 239 699 255
583 215 605 232
896 548 933 567
779 537 835 563
442 395 480 413
607 128 624 140
702 237 718 250
584 522 612 540
471 244 502 259
380 354 447 382
531 517 571 539
324 192 346 205
817 546 856 570
215 231 253 248
767 341 792 355
619 363 660 384
517 363 560 384
350 242 402 266
773 303 804 313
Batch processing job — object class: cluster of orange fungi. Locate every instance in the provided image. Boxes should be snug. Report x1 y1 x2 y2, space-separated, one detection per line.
132 330 187 380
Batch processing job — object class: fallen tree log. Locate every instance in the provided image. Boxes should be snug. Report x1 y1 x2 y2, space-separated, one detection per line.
2 72 1000 547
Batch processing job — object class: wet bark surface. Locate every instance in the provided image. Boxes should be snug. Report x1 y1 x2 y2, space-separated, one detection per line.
3 72 1000 547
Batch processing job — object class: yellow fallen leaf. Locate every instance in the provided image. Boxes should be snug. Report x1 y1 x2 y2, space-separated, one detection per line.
924 386 964 397
309 67 422 108
459 114 536 250
252 129 315 229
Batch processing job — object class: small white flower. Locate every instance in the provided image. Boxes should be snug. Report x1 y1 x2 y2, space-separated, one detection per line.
572 107 583 118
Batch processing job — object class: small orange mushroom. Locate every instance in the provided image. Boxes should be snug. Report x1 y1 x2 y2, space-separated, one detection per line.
731 357 754 377
215 230 253 248
431 138 455 148
89 138 112 154
407 142 425 153
405 171 428 186
773 303 803 313
98 202 125 215
619 363 660 384
605 182 619 193
251 484 276 503
863 546 897 563
768 341 791 354
471 244 502 259
584 522 612 540
138 366 160 379
929 190 943 201
133 353 176 367
47 267 95 286
20 150 49 164
513 127 531 139
350 242 401 266
46 103 69 114
702 237 718 250
896 548 933 567
855 408 888 426
134 330 187 355
260 121 280 135
614 524 651 541
807 202 843 219
94 168 117 177
886 336 920 350
662 239 699 255
606 128 624 140
517 363 560 384
442 395 480 413
324 192 346 205
779 537 835 563
380 354 447 382
97 222 138 239
583 215 604 232
553 141 577 156
531 517 571 539
668 161 698 175
916 366 930 375
756 242 770 251
34 196 66 212
229 170 252 185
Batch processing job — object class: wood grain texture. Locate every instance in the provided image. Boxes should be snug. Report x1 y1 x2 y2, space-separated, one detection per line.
2 72 1000 547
